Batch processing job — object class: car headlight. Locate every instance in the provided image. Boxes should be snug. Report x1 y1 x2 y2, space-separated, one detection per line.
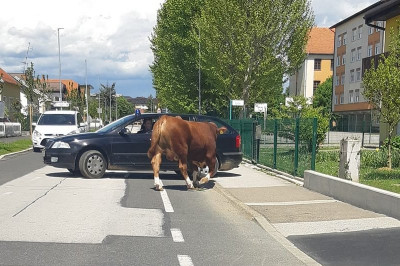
51 141 71 149
33 130 41 138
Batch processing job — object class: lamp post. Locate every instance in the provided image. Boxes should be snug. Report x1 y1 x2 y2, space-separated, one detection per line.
85 59 89 131
198 27 201 115
57 27 64 102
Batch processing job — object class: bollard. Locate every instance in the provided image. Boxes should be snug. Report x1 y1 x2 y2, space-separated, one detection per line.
339 137 361 182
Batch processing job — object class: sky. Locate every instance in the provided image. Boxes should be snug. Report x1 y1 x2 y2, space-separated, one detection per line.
0 0 376 98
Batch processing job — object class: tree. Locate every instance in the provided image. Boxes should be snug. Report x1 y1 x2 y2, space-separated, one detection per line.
197 0 314 117
313 76 332 116
117 96 135 117
150 0 204 114
362 27 400 169
99 82 116 123
22 63 51 135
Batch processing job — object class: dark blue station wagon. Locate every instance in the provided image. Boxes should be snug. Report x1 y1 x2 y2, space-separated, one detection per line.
43 113 243 179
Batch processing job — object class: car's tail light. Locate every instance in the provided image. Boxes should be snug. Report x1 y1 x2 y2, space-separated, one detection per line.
236 135 241 149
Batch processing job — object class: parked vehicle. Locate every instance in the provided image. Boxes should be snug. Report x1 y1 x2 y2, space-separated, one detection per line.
43 113 243 179
89 118 104 130
32 110 87 152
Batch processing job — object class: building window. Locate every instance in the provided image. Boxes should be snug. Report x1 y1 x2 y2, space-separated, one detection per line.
334 95 338 105
313 80 320 94
357 47 362 61
349 90 354 103
331 59 334 71
338 36 342 47
375 44 381 55
351 49 356 62
355 89 360 102
341 74 345 85
335 75 339 86
337 56 340 66
368 26 374 35
352 28 357 41
356 68 361 81
367 45 373 57
358 25 363 39
343 33 347 45
314 59 321 70
342 54 346 65
340 93 344 104
350 69 355 83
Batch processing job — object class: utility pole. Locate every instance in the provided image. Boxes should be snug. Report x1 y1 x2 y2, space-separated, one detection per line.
85 59 89 130
57 28 64 102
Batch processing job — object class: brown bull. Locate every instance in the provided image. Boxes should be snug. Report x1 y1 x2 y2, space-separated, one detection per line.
147 115 227 191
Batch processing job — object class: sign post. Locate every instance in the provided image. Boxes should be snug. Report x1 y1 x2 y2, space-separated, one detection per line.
254 103 268 130
230 99 244 120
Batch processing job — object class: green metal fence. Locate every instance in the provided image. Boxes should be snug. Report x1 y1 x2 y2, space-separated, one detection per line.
226 118 317 178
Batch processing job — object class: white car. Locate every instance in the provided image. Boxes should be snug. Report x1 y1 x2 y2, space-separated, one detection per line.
32 110 87 152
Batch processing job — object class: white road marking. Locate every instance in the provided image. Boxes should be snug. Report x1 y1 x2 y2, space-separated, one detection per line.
273 217 400 237
159 179 174 213
2 192 13 195
246 199 338 206
171 228 184 242
178 255 194 266
0 166 165 243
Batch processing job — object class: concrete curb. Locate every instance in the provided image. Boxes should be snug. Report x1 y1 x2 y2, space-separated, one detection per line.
213 182 320 265
304 170 400 221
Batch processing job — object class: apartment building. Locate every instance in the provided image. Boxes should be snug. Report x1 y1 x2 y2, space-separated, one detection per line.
330 2 384 132
288 27 334 98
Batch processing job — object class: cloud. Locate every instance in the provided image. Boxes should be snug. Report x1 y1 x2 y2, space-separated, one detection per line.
0 0 164 97
312 0 376 27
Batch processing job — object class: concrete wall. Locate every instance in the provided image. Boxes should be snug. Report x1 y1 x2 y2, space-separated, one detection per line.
304 170 400 220
323 131 379 145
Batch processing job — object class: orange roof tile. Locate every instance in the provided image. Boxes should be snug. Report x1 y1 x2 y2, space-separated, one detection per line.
306 27 335 55
0 68 18 86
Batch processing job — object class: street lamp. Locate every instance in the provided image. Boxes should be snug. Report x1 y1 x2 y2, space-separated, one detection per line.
57 27 64 102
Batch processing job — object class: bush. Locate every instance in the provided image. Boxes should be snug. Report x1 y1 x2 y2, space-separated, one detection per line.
361 149 400 168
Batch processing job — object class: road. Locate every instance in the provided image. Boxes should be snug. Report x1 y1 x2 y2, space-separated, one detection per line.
0 151 306 266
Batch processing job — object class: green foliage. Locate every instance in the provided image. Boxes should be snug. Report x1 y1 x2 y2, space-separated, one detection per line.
116 96 135 118
362 168 400 180
383 135 400 150
274 96 329 147
150 0 203 114
313 76 332 116
150 0 314 116
362 26 400 168
0 139 32 156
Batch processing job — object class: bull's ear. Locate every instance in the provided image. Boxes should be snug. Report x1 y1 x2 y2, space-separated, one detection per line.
217 127 227 135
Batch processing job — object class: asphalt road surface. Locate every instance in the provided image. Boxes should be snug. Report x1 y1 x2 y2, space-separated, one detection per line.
0 151 306 266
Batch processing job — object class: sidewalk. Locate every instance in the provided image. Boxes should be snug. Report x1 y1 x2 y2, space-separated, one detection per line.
213 163 400 265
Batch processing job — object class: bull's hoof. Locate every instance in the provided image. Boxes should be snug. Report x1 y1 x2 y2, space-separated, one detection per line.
193 180 200 188
155 184 164 191
199 177 209 185
187 183 195 190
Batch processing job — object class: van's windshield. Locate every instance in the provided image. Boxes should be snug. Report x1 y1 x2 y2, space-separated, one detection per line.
37 114 76 126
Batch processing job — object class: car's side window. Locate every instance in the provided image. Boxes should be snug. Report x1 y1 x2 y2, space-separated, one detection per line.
77 113 84 125
124 121 142 134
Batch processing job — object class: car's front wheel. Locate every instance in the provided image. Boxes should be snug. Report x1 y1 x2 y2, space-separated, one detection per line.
79 150 106 179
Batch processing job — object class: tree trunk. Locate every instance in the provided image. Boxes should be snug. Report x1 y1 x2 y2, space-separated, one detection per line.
388 128 393 169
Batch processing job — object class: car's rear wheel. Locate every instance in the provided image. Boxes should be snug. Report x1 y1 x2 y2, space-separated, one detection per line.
211 157 219 178
79 150 106 179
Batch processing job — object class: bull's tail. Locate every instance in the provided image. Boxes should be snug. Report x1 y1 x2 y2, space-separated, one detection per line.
147 115 167 159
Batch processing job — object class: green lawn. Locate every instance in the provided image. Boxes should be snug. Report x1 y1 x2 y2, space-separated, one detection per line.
0 139 32 156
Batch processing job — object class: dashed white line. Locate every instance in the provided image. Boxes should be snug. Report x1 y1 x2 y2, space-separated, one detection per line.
171 228 184 242
246 199 338 206
178 255 194 266
159 180 174 213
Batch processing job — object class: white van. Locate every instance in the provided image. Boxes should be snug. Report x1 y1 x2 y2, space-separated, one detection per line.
32 110 87 152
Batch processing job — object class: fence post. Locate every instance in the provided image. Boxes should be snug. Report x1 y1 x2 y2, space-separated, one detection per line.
311 118 317 171
294 118 299 176
273 119 278 169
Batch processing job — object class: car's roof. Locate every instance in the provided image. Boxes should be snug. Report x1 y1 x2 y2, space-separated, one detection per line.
42 110 78 115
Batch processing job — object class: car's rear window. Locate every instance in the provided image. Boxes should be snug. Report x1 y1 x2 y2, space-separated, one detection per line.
37 114 76 126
